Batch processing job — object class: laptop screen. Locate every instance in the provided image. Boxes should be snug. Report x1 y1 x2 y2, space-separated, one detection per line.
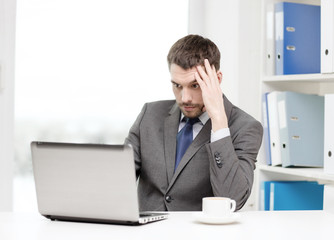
31 142 140 223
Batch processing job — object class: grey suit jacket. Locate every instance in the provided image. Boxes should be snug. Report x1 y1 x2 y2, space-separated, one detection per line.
125 95 263 211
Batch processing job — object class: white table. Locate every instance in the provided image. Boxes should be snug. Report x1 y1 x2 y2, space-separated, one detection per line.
0 211 333 240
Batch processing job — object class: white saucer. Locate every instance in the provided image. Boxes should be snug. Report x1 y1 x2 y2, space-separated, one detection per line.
193 212 240 225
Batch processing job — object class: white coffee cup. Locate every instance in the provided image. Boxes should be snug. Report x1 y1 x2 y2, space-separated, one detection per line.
202 197 236 217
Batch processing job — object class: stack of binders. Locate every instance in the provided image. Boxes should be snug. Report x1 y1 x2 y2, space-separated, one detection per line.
262 92 271 165
271 2 321 75
260 181 324 211
262 91 324 167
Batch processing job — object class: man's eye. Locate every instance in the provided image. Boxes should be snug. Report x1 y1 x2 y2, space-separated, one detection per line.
173 83 181 88
192 84 200 89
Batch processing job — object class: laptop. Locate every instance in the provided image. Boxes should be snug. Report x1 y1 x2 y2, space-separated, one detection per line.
31 141 168 225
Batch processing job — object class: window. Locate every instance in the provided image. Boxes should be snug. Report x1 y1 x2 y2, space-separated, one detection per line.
14 0 188 211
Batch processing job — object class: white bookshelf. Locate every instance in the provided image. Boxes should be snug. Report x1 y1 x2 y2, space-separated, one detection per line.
258 165 334 184
263 73 334 82
255 0 334 210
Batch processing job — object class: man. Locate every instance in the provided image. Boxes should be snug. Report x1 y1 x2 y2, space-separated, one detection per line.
125 34 263 211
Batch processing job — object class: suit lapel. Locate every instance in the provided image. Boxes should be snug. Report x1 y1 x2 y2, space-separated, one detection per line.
164 94 234 191
164 103 181 183
167 119 212 192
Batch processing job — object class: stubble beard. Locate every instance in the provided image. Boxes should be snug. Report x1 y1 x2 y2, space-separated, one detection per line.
178 102 204 119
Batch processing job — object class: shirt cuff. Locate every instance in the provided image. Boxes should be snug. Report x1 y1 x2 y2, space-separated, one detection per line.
211 128 230 143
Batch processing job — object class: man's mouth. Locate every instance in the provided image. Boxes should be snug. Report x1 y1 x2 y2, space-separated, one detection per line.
182 104 197 111
184 106 195 111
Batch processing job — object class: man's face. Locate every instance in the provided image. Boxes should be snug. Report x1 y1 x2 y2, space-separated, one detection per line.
170 64 204 119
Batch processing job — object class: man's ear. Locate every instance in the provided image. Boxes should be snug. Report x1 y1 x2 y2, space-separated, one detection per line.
217 70 223 84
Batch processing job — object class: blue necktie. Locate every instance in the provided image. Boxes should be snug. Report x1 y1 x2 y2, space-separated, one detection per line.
175 118 199 171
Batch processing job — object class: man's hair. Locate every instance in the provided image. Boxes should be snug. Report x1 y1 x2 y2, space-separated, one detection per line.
167 34 221 70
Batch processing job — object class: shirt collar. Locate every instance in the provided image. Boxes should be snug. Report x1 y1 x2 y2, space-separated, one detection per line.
180 111 209 125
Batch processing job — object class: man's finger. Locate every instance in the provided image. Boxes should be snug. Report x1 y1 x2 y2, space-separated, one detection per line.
196 64 209 82
211 64 220 87
204 59 215 83
194 72 206 88
204 59 220 88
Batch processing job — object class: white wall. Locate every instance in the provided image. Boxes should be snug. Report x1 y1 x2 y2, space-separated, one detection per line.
0 0 16 211
189 0 262 121
189 0 262 210
0 0 261 211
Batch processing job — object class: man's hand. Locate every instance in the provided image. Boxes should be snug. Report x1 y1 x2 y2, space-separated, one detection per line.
195 59 228 132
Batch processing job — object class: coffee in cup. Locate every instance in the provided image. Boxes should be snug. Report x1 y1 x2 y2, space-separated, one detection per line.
202 197 236 217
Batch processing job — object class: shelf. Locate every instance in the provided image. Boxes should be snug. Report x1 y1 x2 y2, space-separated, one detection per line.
256 0 333 211
257 165 334 184
263 73 334 83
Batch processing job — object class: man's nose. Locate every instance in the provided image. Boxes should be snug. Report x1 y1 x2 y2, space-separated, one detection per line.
181 88 192 103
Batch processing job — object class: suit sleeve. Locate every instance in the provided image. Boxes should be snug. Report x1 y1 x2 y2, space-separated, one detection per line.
124 103 148 178
206 118 263 210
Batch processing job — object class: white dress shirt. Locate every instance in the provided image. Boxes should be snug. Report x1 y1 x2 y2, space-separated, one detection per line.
178 112 230 143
